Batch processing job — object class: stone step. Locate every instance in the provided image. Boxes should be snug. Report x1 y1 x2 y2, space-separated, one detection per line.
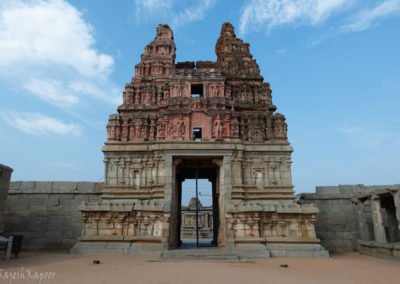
161 248 240 261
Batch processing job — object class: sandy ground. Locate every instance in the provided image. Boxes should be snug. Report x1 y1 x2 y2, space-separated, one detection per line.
0 252 399 284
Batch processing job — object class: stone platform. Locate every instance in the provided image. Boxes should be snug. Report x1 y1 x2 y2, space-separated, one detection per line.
358 240 400 260
72 241 328 260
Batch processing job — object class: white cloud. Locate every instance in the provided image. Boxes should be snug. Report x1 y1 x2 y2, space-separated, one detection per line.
239 0 400 36
24 78 79 107
337 126 366 134
0 0 119 111
239 0 353 34
134 0 216 28
134 0 173 20
47 162 78 170
0 0 113 78
21 76 121 112
0 110 82 137
69 80 121 105
338 125 400 147
340 0 400 32
172 0 216 28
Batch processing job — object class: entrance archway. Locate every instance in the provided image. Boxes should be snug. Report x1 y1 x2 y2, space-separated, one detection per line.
169 158 220 249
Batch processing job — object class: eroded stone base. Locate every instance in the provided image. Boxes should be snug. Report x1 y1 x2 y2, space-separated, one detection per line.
236 243 271 258
71 242 163 256
72 241 329 259
268 243 329 258
358 240 400 260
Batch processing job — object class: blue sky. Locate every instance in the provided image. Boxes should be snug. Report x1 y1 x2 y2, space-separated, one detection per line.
0 0 399 194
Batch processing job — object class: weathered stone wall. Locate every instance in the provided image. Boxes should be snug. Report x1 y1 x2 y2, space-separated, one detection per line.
4 181 101 250
0 164 13 232
300 184 398 254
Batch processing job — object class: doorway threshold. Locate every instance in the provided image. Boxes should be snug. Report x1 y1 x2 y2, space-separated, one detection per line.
178 238 216 249
161 246 240 262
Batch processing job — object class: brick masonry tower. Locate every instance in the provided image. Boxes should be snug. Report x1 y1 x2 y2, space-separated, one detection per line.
74 23 328 258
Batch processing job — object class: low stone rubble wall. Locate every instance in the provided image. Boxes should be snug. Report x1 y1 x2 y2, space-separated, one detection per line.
4 181 101 250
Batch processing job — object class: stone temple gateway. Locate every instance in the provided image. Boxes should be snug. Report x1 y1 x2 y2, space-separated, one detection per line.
73 23 328 258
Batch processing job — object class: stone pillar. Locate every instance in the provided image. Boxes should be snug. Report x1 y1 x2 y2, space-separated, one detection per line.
356 201 368 241
177 178 183 244
392 191 400 234
370 195 387 244
0 164 13 233
221 156 232 247
212 179 219 245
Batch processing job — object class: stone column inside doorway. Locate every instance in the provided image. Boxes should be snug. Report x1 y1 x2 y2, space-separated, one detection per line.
392 191 400 235
370 195 387 244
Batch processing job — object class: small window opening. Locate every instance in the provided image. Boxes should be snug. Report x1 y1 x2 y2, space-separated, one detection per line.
191 84 203 98
192 128 202 141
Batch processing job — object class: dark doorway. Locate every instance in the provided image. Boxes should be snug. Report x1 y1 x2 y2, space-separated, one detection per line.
191 84 203 98
380 194 400 242
171 158 220 249
192 128 202 141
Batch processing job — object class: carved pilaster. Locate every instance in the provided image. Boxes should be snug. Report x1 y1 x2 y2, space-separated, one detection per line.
268 157 278 186
118 158 126 185
141 158 148 186
104 157 110 184
232 151 243 185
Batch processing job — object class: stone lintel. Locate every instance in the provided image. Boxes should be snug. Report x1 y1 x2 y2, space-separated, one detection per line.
353 187 400 201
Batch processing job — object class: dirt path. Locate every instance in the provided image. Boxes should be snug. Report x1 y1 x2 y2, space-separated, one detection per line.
1 252 399 284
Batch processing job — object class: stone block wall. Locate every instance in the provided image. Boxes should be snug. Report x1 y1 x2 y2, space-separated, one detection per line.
4 180 398 255
300 184 397 254
0 164 13 232
4 181 101 250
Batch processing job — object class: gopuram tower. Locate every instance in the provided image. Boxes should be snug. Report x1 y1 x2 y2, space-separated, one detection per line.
74 23 328 258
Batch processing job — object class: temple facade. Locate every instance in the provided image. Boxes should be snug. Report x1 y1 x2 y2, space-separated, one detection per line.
74 23 328 258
